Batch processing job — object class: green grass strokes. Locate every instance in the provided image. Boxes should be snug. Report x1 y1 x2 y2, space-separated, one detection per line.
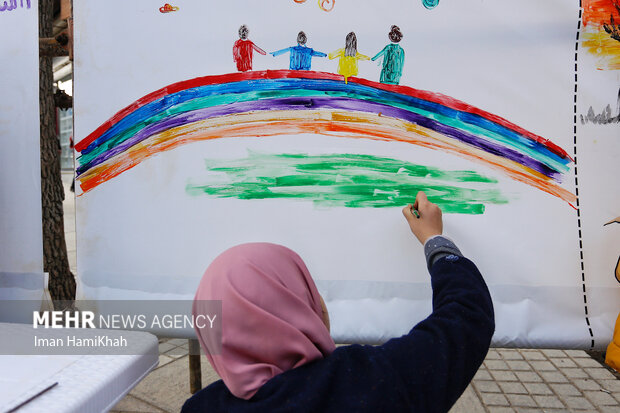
186 152 509 214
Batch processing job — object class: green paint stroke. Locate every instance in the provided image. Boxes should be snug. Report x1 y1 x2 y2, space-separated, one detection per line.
186 152 509 214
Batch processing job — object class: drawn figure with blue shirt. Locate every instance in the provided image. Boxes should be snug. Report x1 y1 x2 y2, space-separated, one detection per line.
271 31 327 70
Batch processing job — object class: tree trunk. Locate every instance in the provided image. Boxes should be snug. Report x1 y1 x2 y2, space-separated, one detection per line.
39 0 76 304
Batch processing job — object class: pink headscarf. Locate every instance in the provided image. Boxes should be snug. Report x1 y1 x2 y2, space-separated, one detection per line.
193 242 336 400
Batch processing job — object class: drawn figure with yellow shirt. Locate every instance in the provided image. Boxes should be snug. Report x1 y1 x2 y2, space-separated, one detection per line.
329 32 370 83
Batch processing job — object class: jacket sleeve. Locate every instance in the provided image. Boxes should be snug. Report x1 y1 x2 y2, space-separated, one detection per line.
271 47 291 57
371 45 388 61
328 48 342 60
252 41 267 55
376 253 495 413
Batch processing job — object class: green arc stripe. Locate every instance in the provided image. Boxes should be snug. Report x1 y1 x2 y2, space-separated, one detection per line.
78 89 569 174
186 152 510 214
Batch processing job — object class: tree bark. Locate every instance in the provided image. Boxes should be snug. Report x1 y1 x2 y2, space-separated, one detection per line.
39 0 76 304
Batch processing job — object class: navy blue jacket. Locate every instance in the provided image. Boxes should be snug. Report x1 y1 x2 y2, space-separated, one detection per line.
182 255 495 412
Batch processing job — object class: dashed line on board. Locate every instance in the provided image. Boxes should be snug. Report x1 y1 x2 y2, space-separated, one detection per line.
573 0 594 350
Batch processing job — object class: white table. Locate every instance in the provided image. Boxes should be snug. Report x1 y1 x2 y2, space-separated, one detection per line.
0 323 158 413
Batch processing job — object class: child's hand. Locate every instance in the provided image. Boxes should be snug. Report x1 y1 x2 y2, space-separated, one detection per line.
402 191 443 245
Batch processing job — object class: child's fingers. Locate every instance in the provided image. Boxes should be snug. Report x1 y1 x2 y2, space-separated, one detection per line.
415 191 428 208
402 204 417 223
402 205 413 219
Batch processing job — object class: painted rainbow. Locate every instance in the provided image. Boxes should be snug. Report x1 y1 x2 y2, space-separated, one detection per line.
75 70 575 204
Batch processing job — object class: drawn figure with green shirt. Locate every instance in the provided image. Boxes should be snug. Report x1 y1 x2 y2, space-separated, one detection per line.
372 25 405 85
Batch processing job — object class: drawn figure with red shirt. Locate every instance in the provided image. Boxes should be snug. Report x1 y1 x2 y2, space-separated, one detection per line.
233 25 266 72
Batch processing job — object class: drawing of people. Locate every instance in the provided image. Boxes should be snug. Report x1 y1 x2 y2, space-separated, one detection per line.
328 32 370 83
372 25 405 85
271 31 327 71
233 25 267 72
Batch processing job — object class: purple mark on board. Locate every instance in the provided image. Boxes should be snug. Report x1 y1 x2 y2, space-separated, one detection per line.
1 0 31 12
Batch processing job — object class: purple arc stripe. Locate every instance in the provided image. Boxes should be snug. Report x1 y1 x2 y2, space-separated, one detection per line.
77 97 559 180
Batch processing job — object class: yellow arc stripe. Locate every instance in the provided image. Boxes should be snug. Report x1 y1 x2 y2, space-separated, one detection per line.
78 109 576 204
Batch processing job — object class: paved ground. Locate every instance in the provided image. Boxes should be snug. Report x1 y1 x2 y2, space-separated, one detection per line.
111 342 620 413
61 172 620 413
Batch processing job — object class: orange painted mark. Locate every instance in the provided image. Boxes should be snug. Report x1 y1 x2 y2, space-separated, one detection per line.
318 0 335 12
583 0 619 27
159 3 179 13
77 111 576 204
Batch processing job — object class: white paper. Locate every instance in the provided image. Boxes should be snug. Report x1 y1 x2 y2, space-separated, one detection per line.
0 1 44 294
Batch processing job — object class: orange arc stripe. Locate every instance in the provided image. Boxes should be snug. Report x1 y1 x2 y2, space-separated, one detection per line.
78 111 576 204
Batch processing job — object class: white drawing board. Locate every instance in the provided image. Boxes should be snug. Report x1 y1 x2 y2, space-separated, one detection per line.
73 0 620 348
0 1 44 301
